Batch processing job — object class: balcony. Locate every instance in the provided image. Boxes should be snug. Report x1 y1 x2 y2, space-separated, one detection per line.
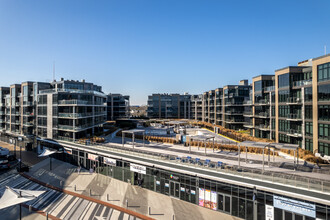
58 112 94 118
255 124 270 131
286 97 302 105
23 101 33 106
58 100 90 105
255 112 269 118
255 99 270 105
243 100 253 105
225 111 243 115
286 129 302 138
225 119 246 124
244 123 254 128
243 112 253 117
286 113 302 121
264 86 275 92
293 79 312 87
23 122 34 127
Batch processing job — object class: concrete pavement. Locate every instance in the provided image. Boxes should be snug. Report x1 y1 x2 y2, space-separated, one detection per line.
26 158 239 220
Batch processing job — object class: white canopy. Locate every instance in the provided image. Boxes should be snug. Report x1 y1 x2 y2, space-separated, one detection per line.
38 148 57 157
0 186 45 209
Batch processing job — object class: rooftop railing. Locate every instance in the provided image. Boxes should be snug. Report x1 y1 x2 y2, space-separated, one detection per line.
55 140 330 195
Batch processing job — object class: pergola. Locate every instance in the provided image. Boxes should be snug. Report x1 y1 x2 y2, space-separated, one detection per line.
165 121 188 134
238 141 300 172
122 129 145 149
189 135 215 155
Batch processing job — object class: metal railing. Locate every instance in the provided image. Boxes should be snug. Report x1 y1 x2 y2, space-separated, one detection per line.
57 140 330 195
287 113 302 120
264 86 275 92
286 97 301 104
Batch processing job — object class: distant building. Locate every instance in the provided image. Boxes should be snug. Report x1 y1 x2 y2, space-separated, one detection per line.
107 94 130 121
147 93 191 119
0 78 107 145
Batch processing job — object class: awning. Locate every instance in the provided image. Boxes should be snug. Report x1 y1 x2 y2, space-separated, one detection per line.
38 148 58 157
0 186 45 209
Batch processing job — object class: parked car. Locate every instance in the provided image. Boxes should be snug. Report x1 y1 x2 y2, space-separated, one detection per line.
0 159 10 170
0 147 10 156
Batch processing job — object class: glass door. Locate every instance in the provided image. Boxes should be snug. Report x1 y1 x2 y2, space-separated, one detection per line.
170 181 180 198
218 193 231 214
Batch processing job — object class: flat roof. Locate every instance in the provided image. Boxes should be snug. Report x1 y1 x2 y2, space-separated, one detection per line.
122 129 145 134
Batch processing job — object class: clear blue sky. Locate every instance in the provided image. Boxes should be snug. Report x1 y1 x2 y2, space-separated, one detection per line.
0 0 329 105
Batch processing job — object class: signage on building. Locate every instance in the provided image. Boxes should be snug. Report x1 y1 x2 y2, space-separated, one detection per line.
104 157 116 166
130 163 146 174
191 190 196 195
165 183 169 188
180 187 185 192
156 181 160 185
170 174 179 181
265 205 274 220
274 196 316 218
88 153 98 161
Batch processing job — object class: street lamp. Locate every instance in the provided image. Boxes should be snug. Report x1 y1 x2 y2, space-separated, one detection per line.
17 137 23 172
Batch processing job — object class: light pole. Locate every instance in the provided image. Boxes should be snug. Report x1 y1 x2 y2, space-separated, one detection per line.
17 137 23 171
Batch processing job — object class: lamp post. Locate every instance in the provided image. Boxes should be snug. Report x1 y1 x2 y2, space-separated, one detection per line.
17 137 23 172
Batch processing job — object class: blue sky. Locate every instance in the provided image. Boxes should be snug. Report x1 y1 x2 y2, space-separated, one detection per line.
0 0 329 105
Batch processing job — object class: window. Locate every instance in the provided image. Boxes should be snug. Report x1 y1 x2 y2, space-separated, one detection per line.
305 122 313 136
305 105 312 119
278 90 289 102
319 124 330 140
318 62 330 82
318 84 330 101
319 105 330 121
305 139 313 152
278 73 290 88
304 87 312 101
254 81 262 92
318 142 330 156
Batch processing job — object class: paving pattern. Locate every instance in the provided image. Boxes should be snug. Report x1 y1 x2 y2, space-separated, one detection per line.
0 173 140 220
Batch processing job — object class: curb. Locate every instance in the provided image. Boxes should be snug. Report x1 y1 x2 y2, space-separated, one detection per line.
20 173 155 220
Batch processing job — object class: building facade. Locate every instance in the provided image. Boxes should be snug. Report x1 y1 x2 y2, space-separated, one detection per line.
107 94 130 121
147 93 191 119
0 78 107 146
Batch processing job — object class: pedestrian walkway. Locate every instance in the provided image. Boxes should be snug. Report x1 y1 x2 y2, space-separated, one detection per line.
25 159 239 220
0 171 142 220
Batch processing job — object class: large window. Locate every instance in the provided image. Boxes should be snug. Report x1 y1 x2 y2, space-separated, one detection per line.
305 105 313 120
318 84 330 101
305 122 313 136
319 105 330 121
319 123 330 140
318 142 330 156
305 139 313 152
278 73 290 88
254 81 262 92
279 90 289 103
304 87 312 102
318 62 330 82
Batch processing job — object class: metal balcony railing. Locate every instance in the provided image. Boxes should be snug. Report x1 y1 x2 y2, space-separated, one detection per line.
286 97 301 104
287 113 302 120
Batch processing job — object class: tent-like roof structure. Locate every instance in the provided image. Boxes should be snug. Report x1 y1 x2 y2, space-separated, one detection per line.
38 148 58 157
0 186 45 209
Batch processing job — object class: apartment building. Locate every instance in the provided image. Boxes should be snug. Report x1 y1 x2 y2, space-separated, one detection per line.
190 80 251 130
190 94 203 121
244 75 275 140
0 78 107 146
107 94 130 121
147 93 191 119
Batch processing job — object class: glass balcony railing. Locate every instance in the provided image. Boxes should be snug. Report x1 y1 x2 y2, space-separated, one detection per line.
264 86 275 92
293 79 312 87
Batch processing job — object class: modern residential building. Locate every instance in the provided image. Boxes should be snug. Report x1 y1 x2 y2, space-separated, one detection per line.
190 94 203 121
191 80 251 130
0 78 107 146
244 75 275 140
147 93 191 119
242 54 330 156
107 93 130 121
